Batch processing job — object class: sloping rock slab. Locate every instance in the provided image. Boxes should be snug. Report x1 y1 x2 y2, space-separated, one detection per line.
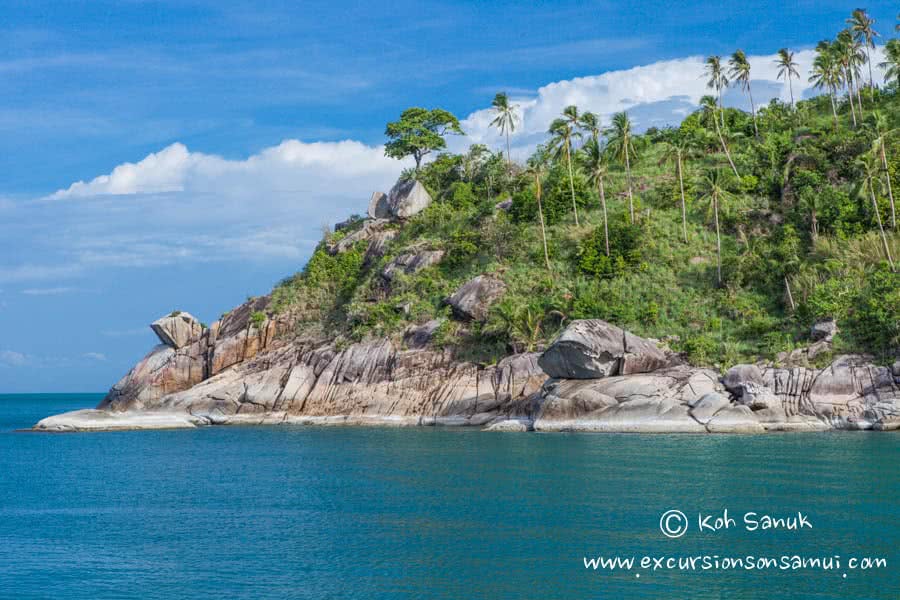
447 275 506 321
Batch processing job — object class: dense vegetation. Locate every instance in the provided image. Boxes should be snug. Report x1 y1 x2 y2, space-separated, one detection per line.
271 10 899 369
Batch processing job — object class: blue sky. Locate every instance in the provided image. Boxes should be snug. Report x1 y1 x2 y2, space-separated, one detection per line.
1 0 897 392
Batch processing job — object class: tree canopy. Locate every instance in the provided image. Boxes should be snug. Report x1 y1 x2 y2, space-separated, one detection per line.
384 107 464 174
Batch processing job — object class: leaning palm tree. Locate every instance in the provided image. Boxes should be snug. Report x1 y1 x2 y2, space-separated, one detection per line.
729 50 758 137
700 95 739 178
775 48 800 108
704 55 729 128
548 105 583 226
868 111 897 229
525 149 553 272
697 168 733 285
660 134 696 243
578 137 611 256
879 38 900 88
809 43 842 130
856 156 896 272
847 8 879 99
490 92 518 171
605 111 638 223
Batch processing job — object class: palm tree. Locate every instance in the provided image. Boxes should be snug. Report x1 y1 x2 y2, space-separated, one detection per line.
847 8 879 99
579 111 600 144
578 137 611 256
605 111 638 223
697 168 733 285
729 50 758 137
879 38 900 88
834 32 861 125
526 149 553 272
548 105 583 226
868 111 897 229
704 55 729 129
700 96 739 178
490 92 518 171
659 134 696 243
775 48 800 108
856 156 896 272
809 42 842 129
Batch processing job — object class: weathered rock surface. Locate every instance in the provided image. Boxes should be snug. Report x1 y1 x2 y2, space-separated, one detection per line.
367 191 390 219
403 319 444 349
381 249 444 282
151 312 203 349
447 275 506 321
538 319 669 379
811 318 838 342
327 219 392 255
387 179 432 219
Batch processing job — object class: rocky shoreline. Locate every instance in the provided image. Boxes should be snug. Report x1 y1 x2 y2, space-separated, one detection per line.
33 308 900 433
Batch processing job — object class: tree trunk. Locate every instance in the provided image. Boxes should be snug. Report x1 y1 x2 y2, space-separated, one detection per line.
811 208 818 242
788 78 795 108
880 142 897 229
718 87 725 129
535 174 552 272
829 91 838 130
625 144 635 224
846 75 858 127
565 143 579 226
871 181 897 272
714 193 722 285
505 131 511 174
784 276 796 311
714 118 739 178
677 154 688 243
866 44 875 100
598 177 609 256
748 85 759 138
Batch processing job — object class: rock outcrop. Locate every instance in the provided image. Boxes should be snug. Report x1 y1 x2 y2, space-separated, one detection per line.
386 179 432 219
381 249 444 282
367 191 390 219
447 275 506 321
151 312 203 349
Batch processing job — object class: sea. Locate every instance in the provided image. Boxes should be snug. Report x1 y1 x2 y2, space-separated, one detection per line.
1 393 898 599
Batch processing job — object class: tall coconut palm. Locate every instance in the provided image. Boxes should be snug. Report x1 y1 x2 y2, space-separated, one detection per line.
834 32 861 124
729 50 758 137
847 8 879 99
697 168 733 285
704 55 729 129
548 105 583 226
605 111 638 223
868 111 897 229
578 137 611 256
525 149 553 272
856 156 896 271
579 111 600 144
490 92 518 171
809 42 842 129
775 48 800 108
879 38 900 88
700 96 739 178
659 134 697 243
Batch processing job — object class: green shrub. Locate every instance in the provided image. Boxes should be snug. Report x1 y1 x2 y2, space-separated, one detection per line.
576 219 643 278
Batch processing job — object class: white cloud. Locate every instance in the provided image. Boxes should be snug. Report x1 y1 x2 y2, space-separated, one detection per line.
21 286 78 295
0 350 28 367
82 352 107 361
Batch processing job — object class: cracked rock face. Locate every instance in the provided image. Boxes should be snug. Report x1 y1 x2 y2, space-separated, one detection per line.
367 191 390 219
387 179 432 219
151 312 203 349
447 275 506 322
538 319 669 379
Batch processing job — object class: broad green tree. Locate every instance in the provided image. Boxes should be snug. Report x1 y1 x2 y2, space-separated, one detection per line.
606 111 638 223
548 105 584 226
700 96 739 177
729 50 759 137
578 137 611 256
704 55 729 128
490 92 518 171
775 48 800 108
384 108 464 174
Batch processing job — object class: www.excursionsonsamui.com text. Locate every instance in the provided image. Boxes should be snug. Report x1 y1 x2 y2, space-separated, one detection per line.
583 554 887 575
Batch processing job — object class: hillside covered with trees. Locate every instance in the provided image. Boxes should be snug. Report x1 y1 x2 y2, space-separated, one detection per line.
269 9 899 370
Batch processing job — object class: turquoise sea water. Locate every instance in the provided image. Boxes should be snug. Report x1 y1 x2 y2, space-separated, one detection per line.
1 393 899 599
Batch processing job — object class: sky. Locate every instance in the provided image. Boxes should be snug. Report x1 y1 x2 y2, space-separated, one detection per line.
1 0 897 393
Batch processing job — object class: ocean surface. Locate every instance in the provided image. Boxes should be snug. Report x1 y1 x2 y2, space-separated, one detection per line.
1 393 898 599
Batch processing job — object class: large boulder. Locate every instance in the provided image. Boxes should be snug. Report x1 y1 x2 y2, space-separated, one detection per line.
367 192 390 219
151 311 203 349
810 318 838 342
538 319 668 379
447 275 506 322
387 179 432 219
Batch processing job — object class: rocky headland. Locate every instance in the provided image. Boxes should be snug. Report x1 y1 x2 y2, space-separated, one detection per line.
34 178 900 433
